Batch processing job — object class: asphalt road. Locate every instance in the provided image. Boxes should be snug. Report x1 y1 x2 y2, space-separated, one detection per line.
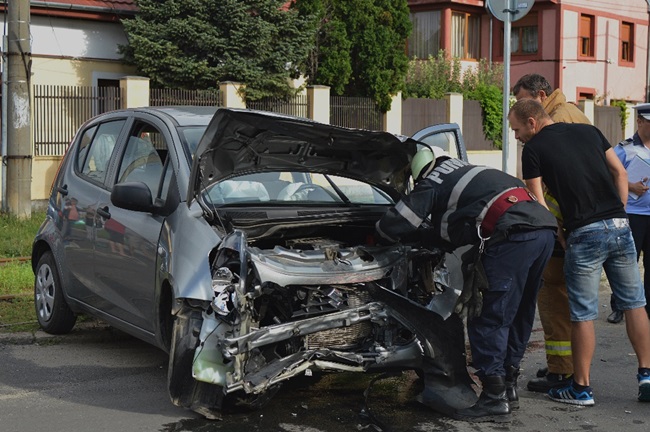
1 281 649 432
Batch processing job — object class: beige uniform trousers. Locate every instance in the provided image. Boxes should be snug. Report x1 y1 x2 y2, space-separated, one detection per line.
537 256 573 374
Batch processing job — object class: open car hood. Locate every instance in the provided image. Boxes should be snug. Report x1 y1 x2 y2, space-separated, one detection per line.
189 108 418 200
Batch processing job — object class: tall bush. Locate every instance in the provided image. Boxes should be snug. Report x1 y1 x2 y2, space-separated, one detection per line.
405 52 505 149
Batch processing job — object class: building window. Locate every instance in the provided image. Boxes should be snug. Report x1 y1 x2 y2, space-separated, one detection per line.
621 22 634 63
512 13 538 55
408 10 441 59
579 14 595 57
451 12 480 60
501 13 538 55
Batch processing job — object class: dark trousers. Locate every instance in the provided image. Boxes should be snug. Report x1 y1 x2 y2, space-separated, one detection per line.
611 213 650 316
468 229 555 377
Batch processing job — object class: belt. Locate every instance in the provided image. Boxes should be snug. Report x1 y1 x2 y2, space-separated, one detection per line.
480 187 536 237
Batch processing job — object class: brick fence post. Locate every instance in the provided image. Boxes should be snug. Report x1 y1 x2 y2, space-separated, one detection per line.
445 92 463 130
578 99 595 124
120 76 150 109
219 81 246 108
383 92 402 134
307 85 330 124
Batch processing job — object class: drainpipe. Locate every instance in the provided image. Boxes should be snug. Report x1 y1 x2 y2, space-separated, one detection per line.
489 16 493 65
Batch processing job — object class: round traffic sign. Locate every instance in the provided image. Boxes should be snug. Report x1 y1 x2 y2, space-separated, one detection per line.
486 0 535 22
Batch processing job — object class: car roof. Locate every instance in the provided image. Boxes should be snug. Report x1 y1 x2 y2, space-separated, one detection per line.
130 106 218 127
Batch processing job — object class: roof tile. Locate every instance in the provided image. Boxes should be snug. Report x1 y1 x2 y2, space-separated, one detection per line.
36 0 138 13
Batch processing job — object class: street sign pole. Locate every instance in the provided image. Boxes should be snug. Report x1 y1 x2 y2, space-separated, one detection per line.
486 0 534 174
502 6 512 173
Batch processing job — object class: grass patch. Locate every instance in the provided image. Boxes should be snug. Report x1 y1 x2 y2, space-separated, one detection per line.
0 211 45 333
0 261 34 296
0 211 46 258
0 294 39 333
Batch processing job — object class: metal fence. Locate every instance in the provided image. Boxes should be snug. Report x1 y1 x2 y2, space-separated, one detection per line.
330 96 382 130
247 94 308 118
33 85 121 156
149 88 222 106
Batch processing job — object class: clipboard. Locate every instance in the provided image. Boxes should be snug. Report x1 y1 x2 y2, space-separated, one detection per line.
627 155 650 199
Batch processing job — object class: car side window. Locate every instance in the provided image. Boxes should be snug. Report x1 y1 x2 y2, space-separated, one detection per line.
116 121 170 203
417 132 460 160
79 120 126 184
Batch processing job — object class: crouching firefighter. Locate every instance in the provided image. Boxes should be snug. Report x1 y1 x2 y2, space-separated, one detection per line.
375 147 557 422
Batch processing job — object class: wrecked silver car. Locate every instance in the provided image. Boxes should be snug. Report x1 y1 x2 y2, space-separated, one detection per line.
32 107 476 419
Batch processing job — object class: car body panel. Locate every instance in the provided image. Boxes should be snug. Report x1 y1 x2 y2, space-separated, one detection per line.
32 106 475 417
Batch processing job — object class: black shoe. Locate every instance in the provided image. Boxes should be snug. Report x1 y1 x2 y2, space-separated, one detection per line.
527 373 573 393
454 376 511 423
607 310 624 324
536 367 548 378
505 365 520 410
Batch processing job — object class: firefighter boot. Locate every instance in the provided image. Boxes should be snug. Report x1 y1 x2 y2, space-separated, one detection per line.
454 376 512 422
505 365 520 409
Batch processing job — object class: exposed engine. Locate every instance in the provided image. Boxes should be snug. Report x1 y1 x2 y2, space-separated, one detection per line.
191 228 449 397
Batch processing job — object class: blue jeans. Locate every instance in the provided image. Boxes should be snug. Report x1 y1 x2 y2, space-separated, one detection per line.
564 218 646 322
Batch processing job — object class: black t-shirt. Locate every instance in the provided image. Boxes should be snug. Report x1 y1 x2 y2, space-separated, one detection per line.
522 123 626 233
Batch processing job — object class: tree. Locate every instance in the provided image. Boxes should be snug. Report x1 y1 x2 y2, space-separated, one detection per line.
121 0 315 99
293 0 411 112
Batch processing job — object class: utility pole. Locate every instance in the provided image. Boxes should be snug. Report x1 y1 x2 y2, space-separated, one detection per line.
6 0 32 218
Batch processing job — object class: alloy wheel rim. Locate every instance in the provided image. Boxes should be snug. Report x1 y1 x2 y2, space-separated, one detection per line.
35 263 55 321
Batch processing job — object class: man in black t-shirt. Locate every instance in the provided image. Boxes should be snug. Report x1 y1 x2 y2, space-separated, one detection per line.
509 99 650 406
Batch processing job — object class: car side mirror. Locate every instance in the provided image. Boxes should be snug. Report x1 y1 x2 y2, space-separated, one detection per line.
111 181 158 213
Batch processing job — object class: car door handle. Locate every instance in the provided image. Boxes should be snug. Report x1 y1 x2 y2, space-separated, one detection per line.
57 185 68 196
96 206 111 220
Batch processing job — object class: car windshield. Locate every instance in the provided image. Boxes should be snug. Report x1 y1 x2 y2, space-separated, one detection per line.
202 172 394 205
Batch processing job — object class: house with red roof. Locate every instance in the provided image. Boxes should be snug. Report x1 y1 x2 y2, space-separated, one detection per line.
2 1 138 88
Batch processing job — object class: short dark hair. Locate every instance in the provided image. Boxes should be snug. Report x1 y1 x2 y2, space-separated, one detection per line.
512 74 553 98
509 99 551 123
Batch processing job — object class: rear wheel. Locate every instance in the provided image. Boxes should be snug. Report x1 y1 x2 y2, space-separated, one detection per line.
34 251 76 334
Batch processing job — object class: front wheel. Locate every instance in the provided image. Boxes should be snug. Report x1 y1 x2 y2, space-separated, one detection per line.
34 251 76 334
167 303 224 419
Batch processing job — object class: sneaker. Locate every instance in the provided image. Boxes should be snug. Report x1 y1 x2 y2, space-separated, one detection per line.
638 373 650 402
547 382 595 406
607 310 624 324
527 372 573 393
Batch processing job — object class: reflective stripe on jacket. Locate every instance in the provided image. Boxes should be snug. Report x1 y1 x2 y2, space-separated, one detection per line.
376 158 557 249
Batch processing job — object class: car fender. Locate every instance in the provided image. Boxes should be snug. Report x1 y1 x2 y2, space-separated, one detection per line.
166 201 220 305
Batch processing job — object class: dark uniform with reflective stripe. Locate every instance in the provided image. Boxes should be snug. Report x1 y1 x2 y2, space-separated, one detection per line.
376 158 557 378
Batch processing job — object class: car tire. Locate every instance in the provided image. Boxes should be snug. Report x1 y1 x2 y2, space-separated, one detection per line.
167 302 281 418
34 251 77 334
167 303 224 419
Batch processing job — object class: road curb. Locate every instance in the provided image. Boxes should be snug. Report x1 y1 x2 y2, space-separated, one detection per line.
0 319 122 345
